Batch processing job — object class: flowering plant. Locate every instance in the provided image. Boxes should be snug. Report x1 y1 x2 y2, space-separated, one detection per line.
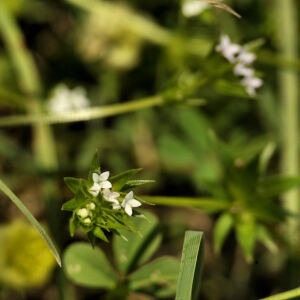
62 151 153 244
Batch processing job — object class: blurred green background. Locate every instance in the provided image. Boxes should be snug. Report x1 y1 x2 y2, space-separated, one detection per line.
0 0 300 299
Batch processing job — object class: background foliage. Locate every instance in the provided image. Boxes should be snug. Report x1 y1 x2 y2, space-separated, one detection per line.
0 0 300 299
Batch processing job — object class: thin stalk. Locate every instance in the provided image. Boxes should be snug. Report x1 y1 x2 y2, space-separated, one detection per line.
0 95 164 126
0 2 58 170
260 286 300 300
277 0 299 244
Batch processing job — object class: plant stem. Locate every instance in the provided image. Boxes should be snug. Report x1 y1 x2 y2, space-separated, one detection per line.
260 286 300 300
0 95 164 126
277 0 299 244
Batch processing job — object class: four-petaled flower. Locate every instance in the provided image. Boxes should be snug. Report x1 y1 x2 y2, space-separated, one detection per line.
122 191 142 216
89 171 112 196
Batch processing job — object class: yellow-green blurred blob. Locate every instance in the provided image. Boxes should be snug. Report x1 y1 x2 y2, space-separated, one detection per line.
0 219 56 289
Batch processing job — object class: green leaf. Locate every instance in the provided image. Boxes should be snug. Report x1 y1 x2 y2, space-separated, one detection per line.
259 175 300 198
113 210 162 274
0 179 61 266
88 150 100 183
259 142 276 174
93 227 109 243
121 179 155 192
69 217 78 237
175 231 204 300
141 196 230 213
62 198 78 211
257 225 278 253
110 168 142 191
213 213 234 254
64 177 81 194
235 215 256 263
129 256 180 298
63 242 118 289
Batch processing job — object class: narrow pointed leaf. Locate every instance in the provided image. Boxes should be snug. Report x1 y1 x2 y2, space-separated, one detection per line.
88 150 100 183
175 231 204 300
0 179 61 266
113 210 162 274
142 196 230 213
110 168 142 191
64 177 81 194
213 213 234 254
121 180 155 191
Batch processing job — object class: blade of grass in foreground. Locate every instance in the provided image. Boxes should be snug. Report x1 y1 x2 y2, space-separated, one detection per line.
0 179 61 267
175 231 204 300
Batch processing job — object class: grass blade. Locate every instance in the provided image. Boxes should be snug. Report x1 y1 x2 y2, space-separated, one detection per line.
0 179 61 266
175 231 204 300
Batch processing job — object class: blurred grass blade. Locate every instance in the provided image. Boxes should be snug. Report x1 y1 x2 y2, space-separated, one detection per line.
260 286 300 300
142 196 230 213
259 175 300 198
175 231 204 300
0 179 61 266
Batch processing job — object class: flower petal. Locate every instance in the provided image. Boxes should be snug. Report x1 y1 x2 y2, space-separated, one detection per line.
100 181 112 189
99 171 110 181
124 204 133 216
128 199 142 208
92 173 100 183
125 191 134 201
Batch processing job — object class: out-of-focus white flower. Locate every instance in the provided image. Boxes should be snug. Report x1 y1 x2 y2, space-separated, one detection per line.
241 76 263 96
83 218 92 224
122 191 141 216
47 84 89 114
182 0 209 17
215 35 263 96
234 63 254 78
237 48 256 65
216 35 241 63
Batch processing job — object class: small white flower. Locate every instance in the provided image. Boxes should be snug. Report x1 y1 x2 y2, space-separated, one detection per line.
77 208 89 218
241 76 263 96
182 0 208 17
122 191 142 216
216 35 241 63
89 172 112 196
103 188 120 202
93 172 112 189
112 201 121 210
89 183 101 197
234 63 254 78
103 188 121 210
47 84 90 114
237 48 256 65
83 217 91 224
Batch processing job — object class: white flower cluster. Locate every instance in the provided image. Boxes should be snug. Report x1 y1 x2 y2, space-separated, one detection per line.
77 202 96 225
47 84 90 114
88 172 142 216
216 35 263 96
182 0 209 17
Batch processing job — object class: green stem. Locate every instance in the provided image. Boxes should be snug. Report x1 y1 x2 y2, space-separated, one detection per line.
0 95 164 126
278 0 299 244
260 287 300 300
